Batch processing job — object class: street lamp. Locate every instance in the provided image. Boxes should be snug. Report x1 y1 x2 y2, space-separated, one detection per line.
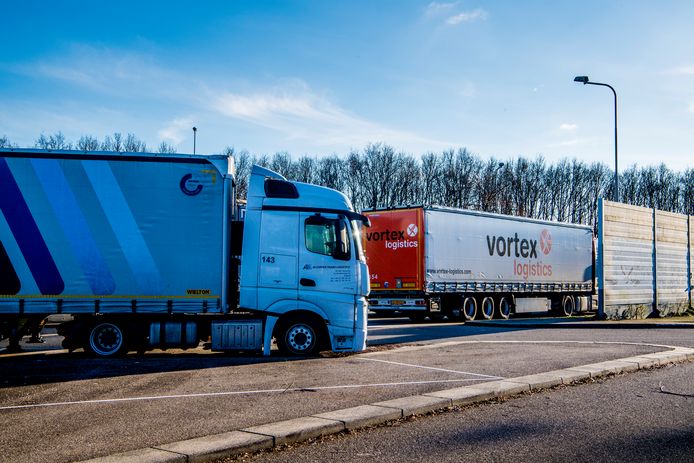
573 76 619 202
192 127 197 155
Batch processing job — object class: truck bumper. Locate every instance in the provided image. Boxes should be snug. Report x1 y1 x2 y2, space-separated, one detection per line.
327 296 368 352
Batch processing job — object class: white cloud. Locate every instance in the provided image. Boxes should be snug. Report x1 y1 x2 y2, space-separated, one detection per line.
446 9 488 25
213 87 445 149
158 117 194 145
663 66 694 76
560 123 577 131
687 103 694 113
426 2 458 15
11 47 451 153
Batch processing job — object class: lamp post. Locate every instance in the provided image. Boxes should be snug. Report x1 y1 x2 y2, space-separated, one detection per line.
192 127 197 155
573 76 618 202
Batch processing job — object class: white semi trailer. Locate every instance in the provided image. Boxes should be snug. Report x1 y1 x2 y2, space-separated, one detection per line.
0 149 370 356
363 206 593 321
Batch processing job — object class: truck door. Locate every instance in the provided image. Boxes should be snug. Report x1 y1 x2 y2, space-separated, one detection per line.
298 213 358 327
257 210 299 310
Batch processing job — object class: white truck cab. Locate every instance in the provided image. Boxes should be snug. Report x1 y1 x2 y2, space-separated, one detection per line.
240 166 370 355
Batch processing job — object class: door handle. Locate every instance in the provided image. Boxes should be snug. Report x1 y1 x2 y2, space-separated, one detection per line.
300 278 316 287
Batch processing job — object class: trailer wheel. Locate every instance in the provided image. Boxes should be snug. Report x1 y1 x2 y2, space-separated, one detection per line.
463 297 477 321
479 297 494 320
561 295 575 317
87 322 126 357
497 297 512 320
277 316 322 356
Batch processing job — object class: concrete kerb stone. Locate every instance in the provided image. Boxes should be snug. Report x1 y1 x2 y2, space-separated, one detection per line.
313 404 402 430
465 380 531 396
78 447 186 463
423 385 497 406
242 416 344 446
618 356 662 369
373 395 452 417
554 368 593 384
155 431 273 463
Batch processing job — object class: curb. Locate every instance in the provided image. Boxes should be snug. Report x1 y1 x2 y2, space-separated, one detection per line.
77 346 694 463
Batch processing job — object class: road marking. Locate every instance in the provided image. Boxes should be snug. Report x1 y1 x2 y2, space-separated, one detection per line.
0 378 493 411
358 357 503 379
361 339 681 356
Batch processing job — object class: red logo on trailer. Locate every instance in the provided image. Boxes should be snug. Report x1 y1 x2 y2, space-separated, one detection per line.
540 229 552 255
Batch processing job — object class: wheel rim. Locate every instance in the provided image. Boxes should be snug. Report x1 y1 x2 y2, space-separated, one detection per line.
499 298 511 319
563 297 574 316
482 298 494 319
89 323 123 356
464 299 476 320
286 323 315 353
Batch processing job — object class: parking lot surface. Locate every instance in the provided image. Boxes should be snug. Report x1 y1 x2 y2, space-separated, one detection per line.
0 318 692 463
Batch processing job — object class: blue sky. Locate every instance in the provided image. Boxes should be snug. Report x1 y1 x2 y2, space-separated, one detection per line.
1 1 693 171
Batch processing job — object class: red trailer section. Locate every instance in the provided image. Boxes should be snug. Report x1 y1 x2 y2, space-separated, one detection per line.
362 209 426 313
363 208 424 291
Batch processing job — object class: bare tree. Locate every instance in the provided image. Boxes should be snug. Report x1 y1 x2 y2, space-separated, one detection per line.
157 141 177 153
77 135 100 151
123 133 147 152
0 135 17 148
35 132 72 150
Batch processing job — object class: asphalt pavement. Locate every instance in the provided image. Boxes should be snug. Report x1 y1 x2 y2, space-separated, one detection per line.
225 361 694 463
0 316 692 463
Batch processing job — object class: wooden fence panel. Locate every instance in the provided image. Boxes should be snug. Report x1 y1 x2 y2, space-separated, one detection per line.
598 199 692 319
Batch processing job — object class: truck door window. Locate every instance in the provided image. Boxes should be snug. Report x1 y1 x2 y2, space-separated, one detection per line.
305 215 351 261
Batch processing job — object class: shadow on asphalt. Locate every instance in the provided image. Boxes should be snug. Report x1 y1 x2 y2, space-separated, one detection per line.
366 316 526 346
0 316 528 389
0 349 323 389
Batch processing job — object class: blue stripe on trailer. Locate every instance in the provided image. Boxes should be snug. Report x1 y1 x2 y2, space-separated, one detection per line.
31 159 116 295
0 240 21 295
0 157 65 295
82 160 163 294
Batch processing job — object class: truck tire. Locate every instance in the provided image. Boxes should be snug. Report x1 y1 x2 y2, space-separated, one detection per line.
277 316 322 356
479 297 494 320
463 297 477 321
561 295 575 317
87 322 126 357
497 297 512 320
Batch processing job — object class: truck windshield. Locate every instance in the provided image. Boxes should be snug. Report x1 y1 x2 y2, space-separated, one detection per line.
351 219 365 263
305 215 351 261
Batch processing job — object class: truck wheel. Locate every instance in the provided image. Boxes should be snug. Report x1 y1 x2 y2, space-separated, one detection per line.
277 316 321 356
463 297 477 321
479 297 494 320
87 322 125 357
561 295 575 317
497 297 512 320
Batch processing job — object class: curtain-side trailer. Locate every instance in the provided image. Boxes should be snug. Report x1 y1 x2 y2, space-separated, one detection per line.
0 149 370 356
363 206 593 321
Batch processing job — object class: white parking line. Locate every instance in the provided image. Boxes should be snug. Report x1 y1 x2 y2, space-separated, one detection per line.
358 357 503 379
0 378 493 411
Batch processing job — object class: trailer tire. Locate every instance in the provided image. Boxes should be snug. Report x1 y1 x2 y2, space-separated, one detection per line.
87 322 126 357
497 297 512 320
276 315 322 356
479 297 494 320
463 297 477 321
561 295 575 317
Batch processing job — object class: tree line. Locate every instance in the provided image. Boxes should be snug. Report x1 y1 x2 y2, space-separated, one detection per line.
2 132 692 224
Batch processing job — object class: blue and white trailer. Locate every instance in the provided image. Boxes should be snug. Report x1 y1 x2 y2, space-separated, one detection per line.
0 149 369 356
